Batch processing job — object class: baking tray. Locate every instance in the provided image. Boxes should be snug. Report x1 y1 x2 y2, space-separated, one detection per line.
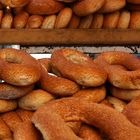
0 29 140 45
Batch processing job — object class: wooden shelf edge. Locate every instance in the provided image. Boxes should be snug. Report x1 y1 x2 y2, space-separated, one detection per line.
0 29 140 45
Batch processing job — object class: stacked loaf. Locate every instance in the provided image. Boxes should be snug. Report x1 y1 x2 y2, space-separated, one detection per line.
0 48 140 140
0 0 139 29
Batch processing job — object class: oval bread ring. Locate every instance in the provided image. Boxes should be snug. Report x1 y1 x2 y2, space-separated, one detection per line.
55 7 73 29
94 51 140 89
0 117 12 139
0 83 34 99
18 89 54 111
103 11 120 29
73 0 105 16
110 86 140 101
40 73 80 97
98 0 126 13
106 96 127 112
51 49 107 87
0 99 17 113
68 14 80 28
79 124 102 140
127 0 140 4
1 111 22 132
123 96 140 127
32 97 140 140
91 14 104 29
73 86 106 103
25 0 64 15
117 10 130 29
79 14 93 29
129 12 140 29
0 48 41 86
126 3 140 11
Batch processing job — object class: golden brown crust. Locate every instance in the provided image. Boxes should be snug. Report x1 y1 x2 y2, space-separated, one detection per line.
73 0 105 16
68 14 80 28
25 0 64 15
98 0 126 13
0 99 17 113
40 74 80 96
18 89 54 110
55 0 76 2
126 3 140 11
51 49 107 87
0 117 12 139
127 0 140 4
129 11 140 29
32 97 140 140
26 15 43 29
2 111 22 132
79 14 93 29
117 10 130 29
91 14 104 29
1 12 13 29
13 11 29 29
41 15 56 29
103 11 120 28
55 8 73 29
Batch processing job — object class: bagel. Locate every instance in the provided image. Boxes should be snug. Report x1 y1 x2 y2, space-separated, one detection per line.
0 83 34 99
106 96 127 112
0 48 41 86
68 14 80 29
127 0 140 4
25 0 64 15
73 86 106 103
51 49 107 87
110 86 140 101
0 99 17 113
94 51 140 89
0 117 12 139
117 10 130 29
103 11 120 28
32 97 140 140
129 11 140 29
79 124 102 140
90 14 104 29
79 14 93 29
41 15 56 29
40 73 80 97
18 89 54 110
2 111 22 132
73 0 105 16
55 8 73 28
98 0 126 13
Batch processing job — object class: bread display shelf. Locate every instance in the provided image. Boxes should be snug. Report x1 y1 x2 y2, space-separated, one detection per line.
1 29 140 45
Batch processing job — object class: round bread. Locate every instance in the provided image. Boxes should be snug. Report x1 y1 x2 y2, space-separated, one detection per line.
127 0 140 4
91 14 104 29
103 11 120 28
55 7 73 28
68 14 80 28
26 15 43 28
129 11 140 29
13 11 29 29
0 48 41 86
110 86 140 101
79 14 93 29
94 51 140 89
0 99 17 113
18 89 54 110
25 0 64 15
73 0 105 16
117 10 130 29
41 15 56 29
98 0 126 13
51 49 107 87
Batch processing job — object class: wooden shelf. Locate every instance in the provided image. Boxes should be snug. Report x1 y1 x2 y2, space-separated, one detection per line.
0 29 140 45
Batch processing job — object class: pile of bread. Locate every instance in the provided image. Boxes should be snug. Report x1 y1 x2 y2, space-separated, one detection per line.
0 0 139 29
0 48 140 140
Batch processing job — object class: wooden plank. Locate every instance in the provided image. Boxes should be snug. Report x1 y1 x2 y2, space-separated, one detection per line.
0 29 140 45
